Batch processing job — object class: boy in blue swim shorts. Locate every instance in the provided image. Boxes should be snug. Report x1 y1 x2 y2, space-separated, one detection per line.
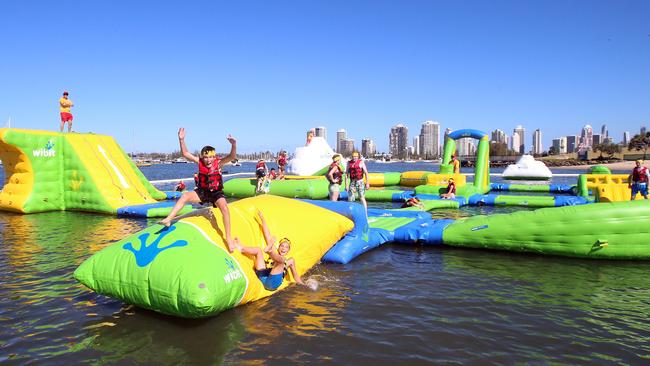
235 210 305 291
629 159 650 200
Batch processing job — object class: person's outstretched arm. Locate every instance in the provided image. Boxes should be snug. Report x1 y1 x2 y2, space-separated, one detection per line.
219 135 237 168
178 128 199 163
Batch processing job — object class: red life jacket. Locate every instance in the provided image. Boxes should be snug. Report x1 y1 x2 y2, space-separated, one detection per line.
196 158 223 191
328 162 343 184
256 161 266 170
278 156 287 167
633 166 649 183
347 159 364 181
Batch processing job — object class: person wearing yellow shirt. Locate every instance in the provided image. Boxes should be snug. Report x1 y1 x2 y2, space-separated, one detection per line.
450 154 460 174
59 91 74 132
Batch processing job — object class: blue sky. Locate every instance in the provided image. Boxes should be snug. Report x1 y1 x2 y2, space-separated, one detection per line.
1 0 648 154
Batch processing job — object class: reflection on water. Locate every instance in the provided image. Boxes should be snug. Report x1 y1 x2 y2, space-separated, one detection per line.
1 164 649 364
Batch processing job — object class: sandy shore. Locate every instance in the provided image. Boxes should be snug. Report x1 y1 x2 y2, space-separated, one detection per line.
551 161 636 171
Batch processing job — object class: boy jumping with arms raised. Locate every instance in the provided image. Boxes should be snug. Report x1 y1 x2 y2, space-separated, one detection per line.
160 127 237 252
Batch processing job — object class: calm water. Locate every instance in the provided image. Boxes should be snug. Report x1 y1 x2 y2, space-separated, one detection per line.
2 162 649 365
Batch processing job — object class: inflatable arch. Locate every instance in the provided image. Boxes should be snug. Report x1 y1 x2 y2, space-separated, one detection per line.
439 129 491 195
0 128 168 214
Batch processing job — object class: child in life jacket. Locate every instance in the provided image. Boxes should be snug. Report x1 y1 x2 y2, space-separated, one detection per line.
234 210 305 291
440 178 456 199
160 128 237 252
346 151 370 210
326 154 344 201
255 159 269 193
268 168 279 180
629 159 650 200
277 151 288 176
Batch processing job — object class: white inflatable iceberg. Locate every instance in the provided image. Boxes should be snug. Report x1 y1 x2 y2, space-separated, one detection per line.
502 155 552 180
286 136 346 176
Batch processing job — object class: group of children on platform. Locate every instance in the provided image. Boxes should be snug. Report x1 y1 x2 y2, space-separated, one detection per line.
254 153 287 193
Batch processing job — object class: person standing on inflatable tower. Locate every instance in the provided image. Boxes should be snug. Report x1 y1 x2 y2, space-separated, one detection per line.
628 159 650 200
59 91 74 132
346 151 370 210
277 151 288 177
161 128 237 252
450 154 460 174
326 154 344 201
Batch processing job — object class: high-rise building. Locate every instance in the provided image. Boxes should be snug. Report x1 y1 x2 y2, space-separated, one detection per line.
491 129 507 144
532 129 543 155
340 139 355 157
592 134 602 146
314 126 327 141
419 120 440 160
389 124 409 160
511 133 520 154
413 136 420 156
641 126 647 136
361 139 376 158
580 125 593 150
623 131 630 145
601 124 608 139
457 138 476 156
513 125 525 154
336 129 346 153
552 137 567 154
566 135 578 153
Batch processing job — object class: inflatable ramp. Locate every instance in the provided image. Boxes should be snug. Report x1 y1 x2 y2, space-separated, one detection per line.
75 195 353 317
0 128 175 215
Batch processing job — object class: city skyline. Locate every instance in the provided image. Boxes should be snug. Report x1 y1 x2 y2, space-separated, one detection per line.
305 121 644 157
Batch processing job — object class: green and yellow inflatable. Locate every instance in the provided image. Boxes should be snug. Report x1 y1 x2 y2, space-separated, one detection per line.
74 195 354 318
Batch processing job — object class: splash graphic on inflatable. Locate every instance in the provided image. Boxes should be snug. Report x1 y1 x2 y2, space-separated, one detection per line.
122 226 188 267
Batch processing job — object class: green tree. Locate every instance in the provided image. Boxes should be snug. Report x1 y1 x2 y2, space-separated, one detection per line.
548 146 558 155
489 142 509 156
593 142 621 160
628 132 650 159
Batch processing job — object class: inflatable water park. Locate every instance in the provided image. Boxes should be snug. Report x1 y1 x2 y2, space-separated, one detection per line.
2 127 650 318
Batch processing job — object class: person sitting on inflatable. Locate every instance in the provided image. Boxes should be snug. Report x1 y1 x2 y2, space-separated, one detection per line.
402 197 425 209
629 159 650 200
255 159 269 193
440 178 456 200
326 154 344 201
161 128 237 252
235 210 305 291
277 151 288 176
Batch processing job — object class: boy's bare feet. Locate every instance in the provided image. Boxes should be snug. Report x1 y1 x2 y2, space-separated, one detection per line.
226 237 236 253
232 237 243 252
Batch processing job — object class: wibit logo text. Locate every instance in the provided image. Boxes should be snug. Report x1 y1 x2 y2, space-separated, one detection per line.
33 140 56 158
